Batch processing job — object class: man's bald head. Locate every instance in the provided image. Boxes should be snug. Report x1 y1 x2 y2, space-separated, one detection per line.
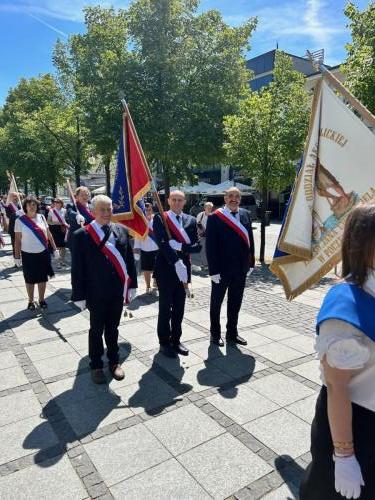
168 190 186 215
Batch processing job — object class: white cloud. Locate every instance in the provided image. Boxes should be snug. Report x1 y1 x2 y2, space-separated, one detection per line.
0 0 130 22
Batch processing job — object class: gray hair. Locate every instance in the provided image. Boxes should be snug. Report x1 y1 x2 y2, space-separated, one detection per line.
91 195 112 209
204 202 214 208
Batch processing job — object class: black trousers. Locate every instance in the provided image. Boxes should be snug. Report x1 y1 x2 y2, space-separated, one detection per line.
300 386 375 500
156 273 186 346
87 297 123 369
210 272 246 339
10 231 15 257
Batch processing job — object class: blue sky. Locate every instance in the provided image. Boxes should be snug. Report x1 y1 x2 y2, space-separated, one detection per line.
0 0 370 104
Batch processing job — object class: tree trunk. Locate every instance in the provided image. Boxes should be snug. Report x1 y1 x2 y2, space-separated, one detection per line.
24 182 28 196
259 186 268 263
35 184 40 198
75 116 82 187
74 163 81 188
51 182 57 198
163 166 170 209
104 156 111 196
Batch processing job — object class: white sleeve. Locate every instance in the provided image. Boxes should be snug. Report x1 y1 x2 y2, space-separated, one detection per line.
316 319 370 370
14 218 21 233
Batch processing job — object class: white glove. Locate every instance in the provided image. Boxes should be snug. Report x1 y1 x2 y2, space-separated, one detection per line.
14 258 22 268
334 454 364 499
127 288 137 302
74 300 86 311
174 259 188 283
210 274 221 284
76 214 85 225
134 252 140 261
169 239 182 251
247 268 254 277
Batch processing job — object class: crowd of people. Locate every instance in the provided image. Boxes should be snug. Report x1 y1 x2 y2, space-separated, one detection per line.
0 186 374 499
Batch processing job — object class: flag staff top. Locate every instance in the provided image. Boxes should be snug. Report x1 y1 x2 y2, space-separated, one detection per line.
120 98 172 240
306 50 375 129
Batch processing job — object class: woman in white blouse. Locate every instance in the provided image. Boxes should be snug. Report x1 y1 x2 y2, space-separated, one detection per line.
133 203 158 294
14 196 58 311
300 203 375 500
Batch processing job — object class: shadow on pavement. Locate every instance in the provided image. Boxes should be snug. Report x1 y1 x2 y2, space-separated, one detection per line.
274 454 306 500
23 345 133 467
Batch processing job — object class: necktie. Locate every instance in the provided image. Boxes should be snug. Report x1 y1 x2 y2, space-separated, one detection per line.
176 215 181 224
102 224 110 235
231 211 238 219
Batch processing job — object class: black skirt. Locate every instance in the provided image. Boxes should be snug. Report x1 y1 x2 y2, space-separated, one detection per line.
140 250 157 272
49 224 66 248
300 386 375 499
21 250 54 284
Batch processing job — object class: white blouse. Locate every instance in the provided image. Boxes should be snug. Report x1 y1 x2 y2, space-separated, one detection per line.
133 218 158 252
47 207 67 225
14 214 49 254
316 271 375 411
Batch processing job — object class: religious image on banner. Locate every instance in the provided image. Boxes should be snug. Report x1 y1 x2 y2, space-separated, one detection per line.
270 77 375 300
111 110 151 239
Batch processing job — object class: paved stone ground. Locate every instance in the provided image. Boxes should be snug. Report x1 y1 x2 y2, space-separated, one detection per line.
0 229 337 500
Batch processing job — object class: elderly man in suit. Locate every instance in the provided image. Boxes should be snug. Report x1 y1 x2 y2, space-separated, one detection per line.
206 187 255 346
153 190 201 358
71 195 137 384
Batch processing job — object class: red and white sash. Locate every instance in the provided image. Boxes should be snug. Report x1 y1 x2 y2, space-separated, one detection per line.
164 211 191 244
52 208 69 227
214 207 250 248
85 221 131 303
18 214 49 250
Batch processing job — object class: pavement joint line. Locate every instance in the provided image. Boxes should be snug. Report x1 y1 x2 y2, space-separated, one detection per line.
0 258 331 498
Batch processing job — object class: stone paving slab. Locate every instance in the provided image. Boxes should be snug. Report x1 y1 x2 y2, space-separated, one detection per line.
84 423 171 486
244 409 311 459
145 404 224 455
207 385 280 425
178 433 272 499
0 414 58 465
0 455 87 500
110 458 211 499
0 389 42 428
247 373 316 407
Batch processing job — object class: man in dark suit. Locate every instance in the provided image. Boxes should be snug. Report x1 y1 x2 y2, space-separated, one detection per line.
65 186 93 250
153 190 201 358
71 195 137 384
206 187 255 346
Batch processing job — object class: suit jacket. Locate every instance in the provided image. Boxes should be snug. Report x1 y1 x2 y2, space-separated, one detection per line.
153 212 201 283
71 222 137 303
65 203 92 249
206 207 255 276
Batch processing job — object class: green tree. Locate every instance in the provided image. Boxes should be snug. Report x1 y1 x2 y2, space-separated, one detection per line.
127 0 256 198
54 6 131 194
0 75 90 191
224 51 310 262
343 2 375 114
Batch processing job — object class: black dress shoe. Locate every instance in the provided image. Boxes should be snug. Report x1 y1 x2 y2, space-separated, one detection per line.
172 342 189 356
226 335 248 346
159 344 177 358
210 336 224 347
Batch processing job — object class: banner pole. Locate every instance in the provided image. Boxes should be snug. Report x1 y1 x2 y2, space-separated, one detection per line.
120 99 192 296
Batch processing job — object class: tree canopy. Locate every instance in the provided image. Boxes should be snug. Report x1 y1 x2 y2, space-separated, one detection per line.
224 51 310 261
342 2 375 114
